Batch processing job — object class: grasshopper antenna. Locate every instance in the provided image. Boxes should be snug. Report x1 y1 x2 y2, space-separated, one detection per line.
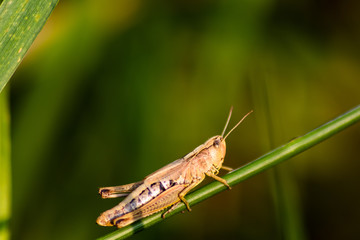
223 109 253 140
221 106 234 137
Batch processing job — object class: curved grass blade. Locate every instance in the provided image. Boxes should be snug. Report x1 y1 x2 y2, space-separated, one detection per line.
0 0 58 92
97 105 360 240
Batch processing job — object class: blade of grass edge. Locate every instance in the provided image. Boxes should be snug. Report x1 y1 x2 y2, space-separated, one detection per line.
250 75 308 240
0 0 59 92
97 105 360 240
0 90 11 240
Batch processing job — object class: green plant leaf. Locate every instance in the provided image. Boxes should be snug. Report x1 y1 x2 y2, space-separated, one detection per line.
0 0 58 92
0 90 11 240
97 104 360 240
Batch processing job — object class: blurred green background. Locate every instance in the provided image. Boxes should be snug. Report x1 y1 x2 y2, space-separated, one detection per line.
7 0 360 239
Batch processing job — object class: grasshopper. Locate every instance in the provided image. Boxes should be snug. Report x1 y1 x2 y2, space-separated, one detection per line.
96 108 252 228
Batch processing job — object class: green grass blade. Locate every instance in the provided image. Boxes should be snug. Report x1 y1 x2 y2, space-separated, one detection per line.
97 105 360 240
0 0 58 92
0 90 11 240
249 76 308 240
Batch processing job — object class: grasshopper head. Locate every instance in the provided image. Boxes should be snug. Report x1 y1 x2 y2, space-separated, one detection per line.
208 108 252 170
207 135 227 170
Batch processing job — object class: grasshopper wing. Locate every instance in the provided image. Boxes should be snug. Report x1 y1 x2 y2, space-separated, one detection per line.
144 158 192 185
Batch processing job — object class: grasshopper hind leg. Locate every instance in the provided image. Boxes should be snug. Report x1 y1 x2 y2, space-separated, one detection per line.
99 181 143 199
113 216 135 228
161 202 180 219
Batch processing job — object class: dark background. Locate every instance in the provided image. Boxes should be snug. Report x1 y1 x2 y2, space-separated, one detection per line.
9 0 360 239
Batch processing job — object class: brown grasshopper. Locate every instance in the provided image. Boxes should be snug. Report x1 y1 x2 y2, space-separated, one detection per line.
96 108 252 228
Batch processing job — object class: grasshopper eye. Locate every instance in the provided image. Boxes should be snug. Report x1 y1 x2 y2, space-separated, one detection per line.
213 139 221 148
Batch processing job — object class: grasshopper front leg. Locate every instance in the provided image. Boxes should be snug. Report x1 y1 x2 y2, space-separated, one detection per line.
206 172 231 189
99 181 143 198
221 165 234 172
